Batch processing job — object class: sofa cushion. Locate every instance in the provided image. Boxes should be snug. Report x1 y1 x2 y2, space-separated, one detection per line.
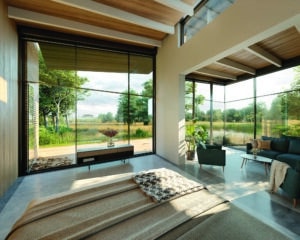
261 136 273 141
271 138 289 153
281 135 300 141
258 150 281 159
276 153 300 171
288 139 300 154
257 139 271 150
260 136 290 152
205 144 222 150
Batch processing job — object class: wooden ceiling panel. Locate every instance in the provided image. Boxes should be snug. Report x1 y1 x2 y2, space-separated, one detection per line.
227 50 270 69
94 0 184 25
258 27 300 60
7 0 166 40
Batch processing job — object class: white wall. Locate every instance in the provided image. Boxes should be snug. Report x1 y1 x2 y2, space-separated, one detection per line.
156 0 300 165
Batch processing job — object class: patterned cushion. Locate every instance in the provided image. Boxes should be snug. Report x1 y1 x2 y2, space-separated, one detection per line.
133 168 204 202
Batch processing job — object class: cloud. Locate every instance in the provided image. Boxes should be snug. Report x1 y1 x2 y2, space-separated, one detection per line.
76 71 152 117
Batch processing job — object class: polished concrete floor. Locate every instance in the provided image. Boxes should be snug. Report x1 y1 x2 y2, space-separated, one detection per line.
1 147 300 239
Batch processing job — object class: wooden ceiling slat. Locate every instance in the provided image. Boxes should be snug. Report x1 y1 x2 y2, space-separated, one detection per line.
228 50 269 69
94 0 184 25
8 0 166 40
259 27 300 60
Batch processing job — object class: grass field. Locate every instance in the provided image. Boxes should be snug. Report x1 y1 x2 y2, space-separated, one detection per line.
30 119 300 147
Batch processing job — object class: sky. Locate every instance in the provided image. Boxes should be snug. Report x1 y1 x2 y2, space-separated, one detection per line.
225 68 295 109
76 71 152 118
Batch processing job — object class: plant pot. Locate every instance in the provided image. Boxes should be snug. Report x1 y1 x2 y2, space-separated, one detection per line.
186 150 195 160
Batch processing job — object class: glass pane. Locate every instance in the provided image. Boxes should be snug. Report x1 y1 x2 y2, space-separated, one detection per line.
182 0 235 44
185 81 194 121
27 41 76 173
38 42 77 87
197 99 210 121
130 55 153 96
256 68 295 96
226 79 253 101
77 47 128 92
212 100 224 145
78 71 128 93
130 96 153 154
256 94 285 138
129 54 153 153
224 99 254 145
195 82 210 100
76 90 124 149
213 84 224 101
257 90 300 138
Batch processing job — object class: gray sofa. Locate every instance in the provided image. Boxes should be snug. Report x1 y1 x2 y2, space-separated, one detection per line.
246 135 300 207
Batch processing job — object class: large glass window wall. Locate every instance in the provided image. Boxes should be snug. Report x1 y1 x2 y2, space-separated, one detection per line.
24 39 154 174
256 68 299 139
186 66 300 148
185 80 225 147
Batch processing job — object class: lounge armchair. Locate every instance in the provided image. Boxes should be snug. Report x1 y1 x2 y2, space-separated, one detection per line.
197 144 226 171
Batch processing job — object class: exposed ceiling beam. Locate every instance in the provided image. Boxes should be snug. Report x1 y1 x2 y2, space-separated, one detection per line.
8 7 161 47
246 45 282 67
195 68 237 80
154 0 194 16
216 58 256 75
53 0 175 34
187 73 217 82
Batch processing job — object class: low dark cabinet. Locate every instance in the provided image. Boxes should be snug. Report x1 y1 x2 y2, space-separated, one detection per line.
77 145 134 167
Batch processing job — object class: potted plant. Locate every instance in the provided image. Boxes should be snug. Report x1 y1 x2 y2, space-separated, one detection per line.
185 121 208 160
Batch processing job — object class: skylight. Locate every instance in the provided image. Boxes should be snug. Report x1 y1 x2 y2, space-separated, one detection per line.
182 0 236 44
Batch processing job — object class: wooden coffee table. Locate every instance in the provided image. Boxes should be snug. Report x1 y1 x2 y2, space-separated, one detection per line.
240 153 272 175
